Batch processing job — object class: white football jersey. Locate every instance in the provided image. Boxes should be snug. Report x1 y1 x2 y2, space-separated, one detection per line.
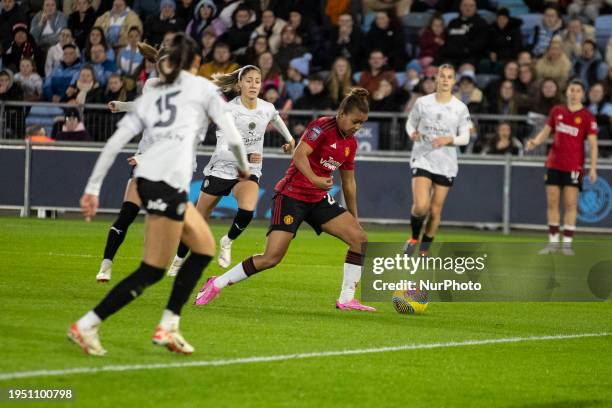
204 96 278 179
136 77 161 154
407 93 471 177
118 71 226 191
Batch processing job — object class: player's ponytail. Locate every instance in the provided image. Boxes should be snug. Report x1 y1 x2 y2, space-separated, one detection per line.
338 87 369 115
137 42 160 63
213 65 261 93
159 33 198 85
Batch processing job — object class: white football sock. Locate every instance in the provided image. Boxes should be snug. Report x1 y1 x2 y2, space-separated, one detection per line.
77 310 102 332
215 262 248 289
159 309 180 331
339 263 361 304
562 225 575 245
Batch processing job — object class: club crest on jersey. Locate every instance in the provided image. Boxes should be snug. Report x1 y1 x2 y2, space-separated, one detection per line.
344 146 350 157
574 116 582 125
249 122 256 130
283 215 294 225
307 127 322 141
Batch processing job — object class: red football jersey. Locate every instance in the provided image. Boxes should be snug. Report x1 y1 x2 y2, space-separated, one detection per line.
545 105 598 172
275 116 357 202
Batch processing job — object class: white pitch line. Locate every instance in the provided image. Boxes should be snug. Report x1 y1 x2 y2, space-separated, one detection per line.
0 332 608 381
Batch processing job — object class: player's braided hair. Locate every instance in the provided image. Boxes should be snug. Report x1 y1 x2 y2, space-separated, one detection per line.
213 65 261 93
338 87 369 114
158 33 198 85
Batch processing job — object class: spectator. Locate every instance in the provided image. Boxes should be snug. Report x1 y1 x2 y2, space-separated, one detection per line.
517 50 533 67
528 77 563 115
487 80 524 114
274 25 307 73
61 0 103 15
253 9 287 54
404 75 436 112
14 57 43 101
481 122 521 155
43 43 81 101
484 60 519 104
292 72 333 134
365 10 408 71
530 5 563 57
559 17 596 60
586 82 612 140
418 14 445 69
94 0 143 52
262 83 287 111
485 7 523 72
68 0 97 50
218 0 256 28
199 28 217 63
29 0 68 53
144 0 185 47
175 0 196 25
364 0 411 16
185 0 225 42
535 38 571 89
400 61 422 93
258 50 284 96
217 4 258 56
63 64 104 103
0 0 28 50
240 34 269 65
197 41 239 79
285 54 309 102
135 58 158 93
26 124 54 142
572 39 608 88
3 22 46 75
326 56 354 109
132 0 161 21
84 26 115 62
287 9 320 55
436 0 488 67
327 12 364 70
453 70 484 113
324 0 351 26
567 0 603 23
55 109 92 141
89 43 118 87
603 66 612 99
105 72 134 102
45 27 78 77
117 26 143 80
0 68 25 137
370 78 408 112
516 63 539 100
358 49 397 96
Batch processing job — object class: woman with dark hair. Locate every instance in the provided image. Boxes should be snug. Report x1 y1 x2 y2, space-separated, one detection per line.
83 26 115 62
185 0 225 42
70 33 249 356
418 13 445 69
194 88 376 312
258 50 284 96
68 0 97 50
239 34 269 66
529 78 564 115
365 10 408 71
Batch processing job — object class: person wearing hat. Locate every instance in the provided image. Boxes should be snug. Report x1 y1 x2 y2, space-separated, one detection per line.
453 70 484 113
285 53 311 102
4 22 46 75
484 7 523 73
55 109 92 141
0 0 28 50
144 0 185 48
185 0 225 42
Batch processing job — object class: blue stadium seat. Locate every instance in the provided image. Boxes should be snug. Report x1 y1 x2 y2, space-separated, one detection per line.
475 73 499 89
402 12 433 29
595 15 612 53
519 13 542 44
442 12 458 25
25 105 64 136
478 10 496 24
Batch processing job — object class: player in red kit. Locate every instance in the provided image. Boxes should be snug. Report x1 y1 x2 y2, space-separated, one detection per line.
194 88 376 311
526 79 598 255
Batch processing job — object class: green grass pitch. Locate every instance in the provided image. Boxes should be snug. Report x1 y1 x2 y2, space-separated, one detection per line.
0 216 610 407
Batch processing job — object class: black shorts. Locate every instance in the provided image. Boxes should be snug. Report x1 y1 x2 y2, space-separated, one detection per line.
268 193 347 237
412 168 455 187
136 178 188 221
545 168 583 191
200 174 260 196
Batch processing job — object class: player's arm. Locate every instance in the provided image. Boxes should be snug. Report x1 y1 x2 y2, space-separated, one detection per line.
340 169 358 219
270 112 295 154
108 101 134 113
432 106 471 148
525 125 552 151
405 100 421 141
216 111 250 176
293 141 333 190
588 134 598 183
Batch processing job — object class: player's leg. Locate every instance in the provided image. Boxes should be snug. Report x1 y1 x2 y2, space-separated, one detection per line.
319 211 375 311
405 174 433 255
154 203 216 353
561 186 579 255
169 191 220 276
539 184 562 254
97 178 141 282
421 183 451 255
218 178 259 268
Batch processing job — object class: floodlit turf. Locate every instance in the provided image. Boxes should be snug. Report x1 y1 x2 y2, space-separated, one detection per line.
0 216 610 407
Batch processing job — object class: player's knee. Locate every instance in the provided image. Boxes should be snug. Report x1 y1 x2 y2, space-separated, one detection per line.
412 203 429 217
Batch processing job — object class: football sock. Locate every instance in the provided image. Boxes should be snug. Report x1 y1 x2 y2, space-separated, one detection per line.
227 209 254 240
548 224 560 243
420 235 434 253
76 310 102 332
103 201 140 260
166 253 212 315
339 250 362 304
159 309 180 332
410 214 426 240
93 262 165 320
562 225 575 245
176 241 190 259
215 257 256 289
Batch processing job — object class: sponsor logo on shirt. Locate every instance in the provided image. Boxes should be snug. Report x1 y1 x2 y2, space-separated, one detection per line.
320 156 342 171
556 122 579 137
307 127 322 141
147 199 168 212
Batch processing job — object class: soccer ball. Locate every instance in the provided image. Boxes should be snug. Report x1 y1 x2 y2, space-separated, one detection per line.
392 289 429 315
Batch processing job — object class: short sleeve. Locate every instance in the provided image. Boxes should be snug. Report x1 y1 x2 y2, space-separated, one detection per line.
341 140 357 171
301 120 326 149
587 113 598 136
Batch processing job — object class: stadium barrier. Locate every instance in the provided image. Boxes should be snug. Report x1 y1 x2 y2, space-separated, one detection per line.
1 140 611 233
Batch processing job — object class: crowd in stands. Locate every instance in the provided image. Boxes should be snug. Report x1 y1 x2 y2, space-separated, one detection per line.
0 0 610 153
